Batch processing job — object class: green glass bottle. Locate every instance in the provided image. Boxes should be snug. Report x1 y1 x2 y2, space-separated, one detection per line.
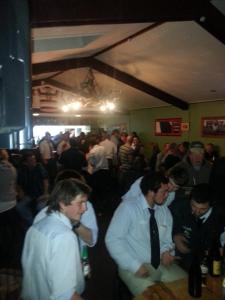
81 245 91 279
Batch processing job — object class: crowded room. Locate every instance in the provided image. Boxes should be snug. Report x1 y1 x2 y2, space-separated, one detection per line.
0 1 225 299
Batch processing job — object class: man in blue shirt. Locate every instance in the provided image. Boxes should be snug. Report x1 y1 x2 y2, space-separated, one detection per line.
105 172 187 296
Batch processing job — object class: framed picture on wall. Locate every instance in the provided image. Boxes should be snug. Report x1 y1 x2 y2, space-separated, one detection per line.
201 116 225 137
155 118 182 136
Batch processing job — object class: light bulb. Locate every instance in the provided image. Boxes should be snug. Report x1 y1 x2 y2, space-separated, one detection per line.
62 105 69 112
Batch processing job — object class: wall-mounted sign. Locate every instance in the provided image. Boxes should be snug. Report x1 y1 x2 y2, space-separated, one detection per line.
155 118 182 136
181 122 189 132
202 116 225 137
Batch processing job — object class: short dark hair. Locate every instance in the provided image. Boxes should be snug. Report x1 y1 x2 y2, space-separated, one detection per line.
47 178 91 213
168 166 189 186
69 138 78 148
55 169 84 183
140 172 169 196
190 183 212 205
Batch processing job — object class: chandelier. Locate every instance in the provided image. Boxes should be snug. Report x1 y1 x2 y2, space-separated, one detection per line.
61 68 118 113
32 69 119 115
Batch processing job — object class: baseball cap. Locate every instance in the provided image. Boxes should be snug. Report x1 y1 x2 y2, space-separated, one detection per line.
190 141 204 154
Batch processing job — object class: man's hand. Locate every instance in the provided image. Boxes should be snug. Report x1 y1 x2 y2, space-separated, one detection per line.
161 250 180 267
173 234 190 254
135 264 150 278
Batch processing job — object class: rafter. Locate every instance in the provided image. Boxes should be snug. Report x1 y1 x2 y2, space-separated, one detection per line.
30 0 200 28
90 58 189 110
32 57 91 75
196 1 225 46
32 57 189 110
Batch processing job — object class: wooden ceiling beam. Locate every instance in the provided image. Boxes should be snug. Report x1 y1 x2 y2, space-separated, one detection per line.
93 22 163 57
196 1 225 46
30 0 200 28
90 58 189 110
32 57 189 110
32 57 91 75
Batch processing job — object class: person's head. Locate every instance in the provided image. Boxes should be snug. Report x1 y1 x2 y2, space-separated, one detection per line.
63 131 70 141
120 132 128 144
205 143 214 154
69 138 78 148
45 132 51 140
140 172 169 206
178 141 189 155
167 166 189 191
0 149 9 161
162 143 170 154
22 152 37 168
101 131 109 141
188 141 204 169
190 183 212 217
47 178 91 221
126 135 133 145
111 129 120 137
132 136 140 146
168 142 177 155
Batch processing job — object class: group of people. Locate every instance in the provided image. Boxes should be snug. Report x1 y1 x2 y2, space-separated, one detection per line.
0 129 224 299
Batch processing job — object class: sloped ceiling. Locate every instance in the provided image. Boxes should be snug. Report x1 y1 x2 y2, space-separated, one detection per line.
30 0 225 117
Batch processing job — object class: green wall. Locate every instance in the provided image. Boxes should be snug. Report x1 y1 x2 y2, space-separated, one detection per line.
101 101 225 156
129 101 225 156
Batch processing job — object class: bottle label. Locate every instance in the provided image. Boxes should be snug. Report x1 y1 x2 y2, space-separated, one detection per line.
213 261 221 275
200 264 208 275
83 263 91 277
222 278 225 288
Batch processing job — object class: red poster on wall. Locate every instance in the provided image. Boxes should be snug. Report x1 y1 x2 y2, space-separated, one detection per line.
155 118 182 136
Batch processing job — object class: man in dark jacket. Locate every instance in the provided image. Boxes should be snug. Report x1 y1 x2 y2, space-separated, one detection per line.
171 183 224 270
59 138 87 173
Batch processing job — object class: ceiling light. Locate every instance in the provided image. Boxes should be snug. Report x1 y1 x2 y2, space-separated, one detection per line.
71 101 82 110
100 105 106 112
62 105 69 112
32 113 40 116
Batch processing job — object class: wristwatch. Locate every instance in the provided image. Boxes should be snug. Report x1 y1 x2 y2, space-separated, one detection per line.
72 221 81 230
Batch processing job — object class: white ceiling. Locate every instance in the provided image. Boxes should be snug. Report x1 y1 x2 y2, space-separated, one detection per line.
31 8 225 115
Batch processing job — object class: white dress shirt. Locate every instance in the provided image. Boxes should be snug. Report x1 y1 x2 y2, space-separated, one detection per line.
105 194 174 274
34 201 98 249
22 211 84 300
87 144 108 173
100 138 117 159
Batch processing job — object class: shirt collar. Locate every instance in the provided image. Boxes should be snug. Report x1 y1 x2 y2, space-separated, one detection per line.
50 210 73 229
199 207 212 223
140 193 160 211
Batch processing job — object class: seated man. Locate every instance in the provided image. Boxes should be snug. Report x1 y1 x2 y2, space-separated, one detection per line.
171 183 224 271
22 178 91 300
105 172 187 296
122 165 189 207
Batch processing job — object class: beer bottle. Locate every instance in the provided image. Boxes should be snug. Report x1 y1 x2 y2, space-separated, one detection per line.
221 244 225 297
81 245 91 279
188 253 202 297
200 252 208 287
208 238 221 277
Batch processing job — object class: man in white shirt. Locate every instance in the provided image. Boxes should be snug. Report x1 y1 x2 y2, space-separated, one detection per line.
99 131 117 170
22 179 91 300
105 172 186 296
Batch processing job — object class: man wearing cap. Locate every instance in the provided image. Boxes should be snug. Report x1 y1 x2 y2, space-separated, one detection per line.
172 141 212 193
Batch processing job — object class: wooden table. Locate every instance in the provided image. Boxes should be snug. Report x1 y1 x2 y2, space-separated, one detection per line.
134 276 223 300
